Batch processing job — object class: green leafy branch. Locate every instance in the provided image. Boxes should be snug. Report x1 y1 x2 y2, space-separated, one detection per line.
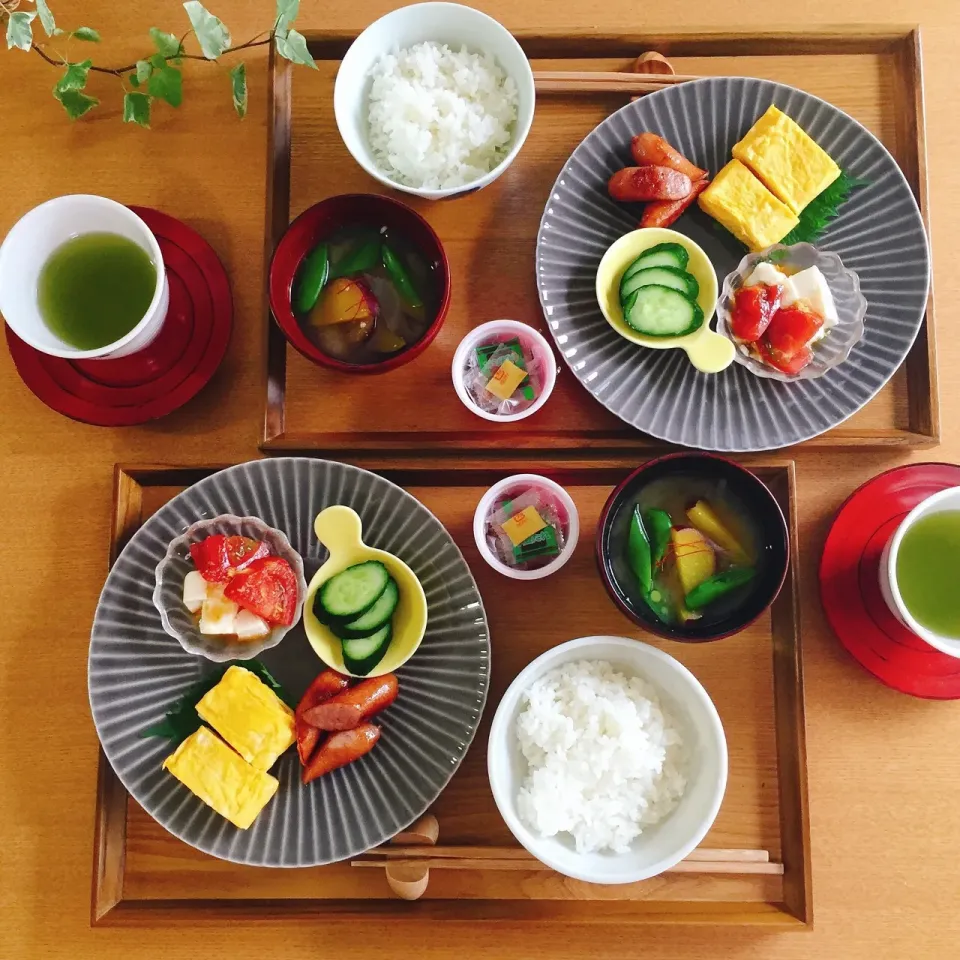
0 0 317 127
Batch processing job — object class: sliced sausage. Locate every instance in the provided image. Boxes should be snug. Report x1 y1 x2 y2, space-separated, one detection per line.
301 674 399 731
630 133 707 180
295 669 350 764
640 178 710 230
608 166 692 203
302 724 381 783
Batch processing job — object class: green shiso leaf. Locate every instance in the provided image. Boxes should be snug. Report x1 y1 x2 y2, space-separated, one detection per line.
781 170 868 246
141 660 294 742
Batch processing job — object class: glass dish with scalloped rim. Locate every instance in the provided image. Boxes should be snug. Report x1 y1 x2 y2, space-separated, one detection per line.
715 242 867 382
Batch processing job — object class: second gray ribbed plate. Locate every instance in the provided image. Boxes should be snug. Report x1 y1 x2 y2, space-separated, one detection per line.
89 458 489 867
536 77 930 451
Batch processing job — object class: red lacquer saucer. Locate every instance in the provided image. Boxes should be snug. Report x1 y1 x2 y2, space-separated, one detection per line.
4 207 231 426
820 462 960 699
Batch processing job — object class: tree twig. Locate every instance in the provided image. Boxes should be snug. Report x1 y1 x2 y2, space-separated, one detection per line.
30 33 274 78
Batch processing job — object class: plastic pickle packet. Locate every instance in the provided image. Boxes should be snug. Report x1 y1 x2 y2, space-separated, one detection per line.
464 337 542 416
484 488 566 569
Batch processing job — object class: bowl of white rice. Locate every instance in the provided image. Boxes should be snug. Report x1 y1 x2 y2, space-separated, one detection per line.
334 3 536 200
487 635 727 885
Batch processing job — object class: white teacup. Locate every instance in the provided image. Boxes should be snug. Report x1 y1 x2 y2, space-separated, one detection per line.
879 485 960 658
0 195 169 360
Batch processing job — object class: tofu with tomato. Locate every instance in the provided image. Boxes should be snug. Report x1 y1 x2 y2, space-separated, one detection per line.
182 532 299 639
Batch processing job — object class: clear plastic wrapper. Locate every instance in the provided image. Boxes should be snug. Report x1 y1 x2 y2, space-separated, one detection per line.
464 337 542 416
484 487 567 571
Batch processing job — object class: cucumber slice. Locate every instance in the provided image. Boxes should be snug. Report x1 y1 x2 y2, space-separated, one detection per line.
623 285 704 337
622 242 690 281
332 578 399 639
342 623 392 675
316 561 390 624
620 266 699 302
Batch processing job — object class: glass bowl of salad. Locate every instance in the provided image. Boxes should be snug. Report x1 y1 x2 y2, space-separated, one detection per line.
715 242 867 381
153 515 308 662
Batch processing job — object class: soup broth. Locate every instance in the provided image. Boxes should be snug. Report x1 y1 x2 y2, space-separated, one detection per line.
627 474 762 628
299 224 440 365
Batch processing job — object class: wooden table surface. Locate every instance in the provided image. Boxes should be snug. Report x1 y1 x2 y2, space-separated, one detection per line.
2 1 959 957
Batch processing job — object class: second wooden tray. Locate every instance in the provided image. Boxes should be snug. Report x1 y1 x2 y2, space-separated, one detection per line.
93 457 809 927
260 27 936 454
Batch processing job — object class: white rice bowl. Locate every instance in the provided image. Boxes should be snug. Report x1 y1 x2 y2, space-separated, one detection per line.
367 41 519 190
515 659 687 854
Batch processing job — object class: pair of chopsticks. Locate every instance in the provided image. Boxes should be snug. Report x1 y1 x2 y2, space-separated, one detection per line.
352 845 783 876
532 70 703 95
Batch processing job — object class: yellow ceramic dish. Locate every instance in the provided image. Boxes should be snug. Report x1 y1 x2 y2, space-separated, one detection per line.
303 505 427 677
595 228 734 374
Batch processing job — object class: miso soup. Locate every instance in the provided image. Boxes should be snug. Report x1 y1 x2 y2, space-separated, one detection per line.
294 224 441 365
624 474 762 628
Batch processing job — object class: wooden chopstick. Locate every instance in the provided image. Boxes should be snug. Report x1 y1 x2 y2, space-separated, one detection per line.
365 845 770 863
534 70 702 84
532 71 701 95
352 857 783 876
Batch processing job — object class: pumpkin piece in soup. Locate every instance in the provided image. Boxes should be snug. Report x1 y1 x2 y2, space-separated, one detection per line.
308 277 378 328
687 500 751 565
671 526 716 595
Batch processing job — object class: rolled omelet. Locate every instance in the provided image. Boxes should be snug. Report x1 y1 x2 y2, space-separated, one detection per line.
162 726 279 830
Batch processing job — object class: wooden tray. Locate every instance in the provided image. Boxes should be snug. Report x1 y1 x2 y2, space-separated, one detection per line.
92 457 810 927
260 27 937 454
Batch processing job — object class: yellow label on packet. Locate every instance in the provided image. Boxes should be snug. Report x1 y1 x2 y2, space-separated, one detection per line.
501 506 547 547
485 359 527 401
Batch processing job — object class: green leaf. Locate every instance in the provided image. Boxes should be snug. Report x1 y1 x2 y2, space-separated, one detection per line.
149 52 167 70
6 11 36 51
135 59 153 85
275 28 316 70
148 64 183 108
54 88 99 120
55 59 92 93
275 0 299 37
140 661 294 742
781 170 869 246
123 91 152 128
182 1 231 60
149 26 182 59
229 61 247 118
35 0 61 38
72 27 101 42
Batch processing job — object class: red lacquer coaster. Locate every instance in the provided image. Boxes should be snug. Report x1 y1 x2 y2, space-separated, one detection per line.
820 462 960 699
4 207 231 426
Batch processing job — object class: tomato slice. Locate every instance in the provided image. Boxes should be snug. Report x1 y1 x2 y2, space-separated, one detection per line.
224 536 268 570
763 304 822 360
223 556 299 625
730 283 781 342
190 535 268 582
757 339 813 376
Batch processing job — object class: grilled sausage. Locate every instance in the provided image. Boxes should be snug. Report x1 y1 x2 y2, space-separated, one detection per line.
302 724 381 783
295 669 350 764
630 133 707 180
640 178 710 230
302 674 399 731
608 166 692 203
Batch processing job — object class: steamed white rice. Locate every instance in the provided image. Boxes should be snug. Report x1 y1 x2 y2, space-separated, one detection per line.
516 660 687 854
367 41 519 190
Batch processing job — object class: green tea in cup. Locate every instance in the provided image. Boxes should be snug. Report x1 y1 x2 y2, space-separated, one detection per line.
37 232 157 351
895 510 960 638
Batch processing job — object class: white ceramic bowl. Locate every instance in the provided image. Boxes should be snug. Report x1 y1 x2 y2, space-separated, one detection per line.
473 473 578 580
488 635 728 884
334 3 536 200
880 485 960 658
715 242 867 382
0 194 169 359
452 319 557 422
153 515 308 663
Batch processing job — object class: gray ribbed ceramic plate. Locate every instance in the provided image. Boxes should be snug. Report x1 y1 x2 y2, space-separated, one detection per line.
88 458 489 867
537 77 931 452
